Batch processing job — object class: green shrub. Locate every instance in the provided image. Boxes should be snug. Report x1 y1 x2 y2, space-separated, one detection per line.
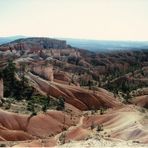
100 107 105 115
0 144 6 147
96 124 103 132
59 132 66 145
56 96 65 111
27 100 35 112
5 102 11 110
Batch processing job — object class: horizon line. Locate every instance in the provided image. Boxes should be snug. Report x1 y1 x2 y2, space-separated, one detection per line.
0 35 148 42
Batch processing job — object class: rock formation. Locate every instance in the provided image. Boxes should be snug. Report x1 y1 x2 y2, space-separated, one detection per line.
0 37 67 52
31 65 53 81
0 37 147 147
27 72 122 110
0 78 3 99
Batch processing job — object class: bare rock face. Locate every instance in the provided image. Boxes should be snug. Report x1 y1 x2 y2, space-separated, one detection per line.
0 37 67 52
27 72 122 110
0 79 3 99
0 109 78 142
132 95 148 108
31 65 54 81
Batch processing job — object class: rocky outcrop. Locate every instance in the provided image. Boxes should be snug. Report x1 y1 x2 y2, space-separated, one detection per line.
132 95 148 108
31 65 53 81
0 79 3 99
27 72 122 110
0 37 67 52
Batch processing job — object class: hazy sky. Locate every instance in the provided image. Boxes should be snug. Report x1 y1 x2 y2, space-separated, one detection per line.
0 0 148 40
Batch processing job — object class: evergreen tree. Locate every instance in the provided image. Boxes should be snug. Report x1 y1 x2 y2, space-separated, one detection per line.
3 60 17 97
57 96 65 111
42 96 51 112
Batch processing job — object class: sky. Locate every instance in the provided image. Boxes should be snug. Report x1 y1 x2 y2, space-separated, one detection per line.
0 0 148 41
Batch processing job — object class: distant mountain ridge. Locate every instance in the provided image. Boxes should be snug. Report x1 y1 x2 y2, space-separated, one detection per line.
63 38 148 52
0 35 26 45
0 36 148 52
0 37 67 51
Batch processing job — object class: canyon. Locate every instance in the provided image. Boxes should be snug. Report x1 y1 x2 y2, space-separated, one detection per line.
0 37 147 147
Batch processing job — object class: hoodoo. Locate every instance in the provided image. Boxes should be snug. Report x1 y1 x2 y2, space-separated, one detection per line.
0 78 3 100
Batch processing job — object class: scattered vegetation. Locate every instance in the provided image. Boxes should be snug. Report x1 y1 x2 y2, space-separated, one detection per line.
4 100 11 110
91 106 97 115
27 99 36 114
100 107 105 115
90 121 95 130
1 60 34 100
26 95 65 114
0 144 6 147
0 60 66 114
59 132 66 145
56 96 65 111
96 124 103 132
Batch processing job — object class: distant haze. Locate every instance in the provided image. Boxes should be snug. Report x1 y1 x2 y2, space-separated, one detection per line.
64 38 148 52
0 36 148 53
0 0 148 41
